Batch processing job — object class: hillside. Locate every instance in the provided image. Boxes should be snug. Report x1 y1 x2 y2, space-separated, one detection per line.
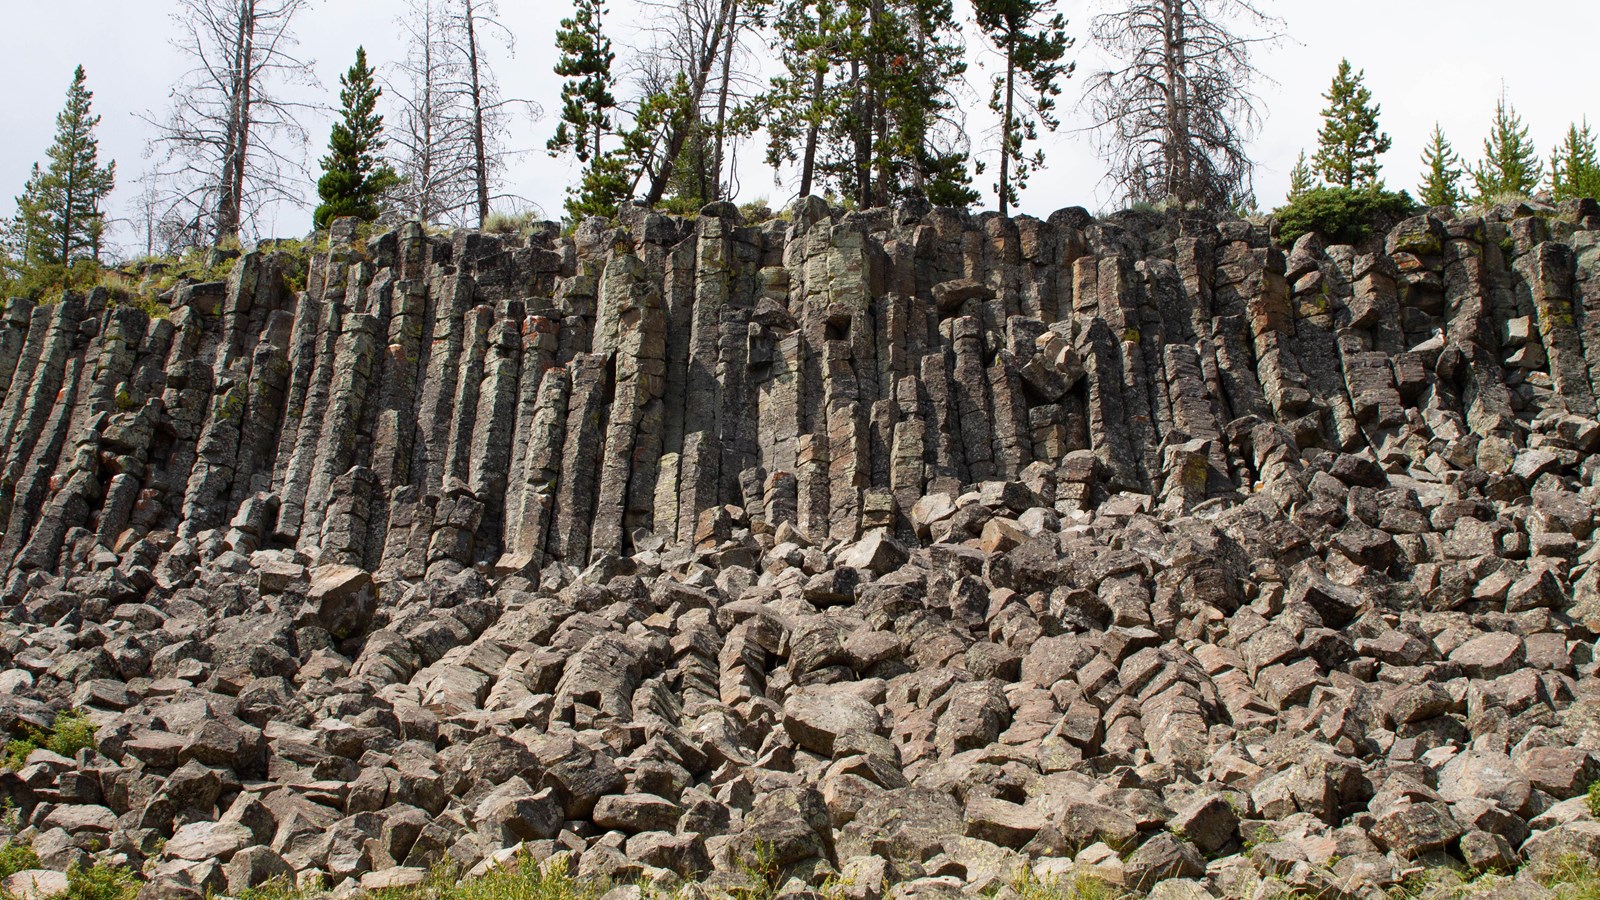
0 197 1597 899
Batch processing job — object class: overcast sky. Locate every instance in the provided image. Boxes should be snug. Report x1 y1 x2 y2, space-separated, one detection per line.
1 1 1595 257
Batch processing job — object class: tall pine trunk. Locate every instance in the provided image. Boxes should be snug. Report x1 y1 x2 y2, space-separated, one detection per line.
465 0 490 226
799 64 823 198
709 0 739 202
216 0 254 241
999 32 1015 217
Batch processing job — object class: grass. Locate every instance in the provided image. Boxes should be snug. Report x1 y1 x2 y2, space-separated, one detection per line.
4 709 97 769
483 210 546 237
1 840 1597 900
1537 855 1600 900
1010 868 1120 900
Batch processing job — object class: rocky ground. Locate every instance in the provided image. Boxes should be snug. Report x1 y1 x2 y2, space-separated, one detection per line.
0 199 1598 899
4 434 1600 900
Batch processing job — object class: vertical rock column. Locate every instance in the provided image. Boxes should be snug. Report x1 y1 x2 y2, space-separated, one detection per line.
466 313 525 562
590 253 666 557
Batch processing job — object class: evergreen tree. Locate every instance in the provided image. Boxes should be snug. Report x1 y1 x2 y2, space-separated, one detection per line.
314 48 400 229
973 0 1073 216
1549 120 1600 203
1286 151 1314 203
1312 59 1390 189
548 0 618 165
550 0 638 222
1417 123 1465 209
764 0 845 200
765 0 974 209
10 65 116 283
564 85 679 221
1472 94 1540 201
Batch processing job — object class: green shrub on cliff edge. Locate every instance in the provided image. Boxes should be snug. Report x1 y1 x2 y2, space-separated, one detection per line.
1274 185 1417 248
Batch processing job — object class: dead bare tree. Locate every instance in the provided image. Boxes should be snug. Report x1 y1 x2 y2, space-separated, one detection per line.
1083 0 1282 211
387 0 481 224
142 0 319 244
435 0 540 226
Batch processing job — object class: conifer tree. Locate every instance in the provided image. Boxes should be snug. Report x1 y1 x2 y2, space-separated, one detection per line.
765 0 974 209
549 0 633 221
1286 151 1314 203
973 0 1074 216
1312 59 1390 189
315 48 400 229
10 66 116 279
1549 120 1600 203
1472 94 1540 201
548 0 618 165
1417 124 1465 209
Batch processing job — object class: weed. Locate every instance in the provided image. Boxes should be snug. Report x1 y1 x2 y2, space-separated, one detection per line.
4 709 98 769
728 839 781 900
62 862 137 900
0 838 41 880
238 874 322 900
1243 824 1276 853
1011 867 1120 900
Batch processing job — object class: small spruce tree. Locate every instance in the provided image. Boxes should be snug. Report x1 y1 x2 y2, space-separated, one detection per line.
1286 151 1315 203
1312 59 1391 189
548 0 617 165
1549 120 1600 203
1418 124 1466 209
314 47 400 230
9 65 116 291
1472 93 1541 202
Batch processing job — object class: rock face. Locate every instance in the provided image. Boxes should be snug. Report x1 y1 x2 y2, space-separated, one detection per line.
1 198 1600 896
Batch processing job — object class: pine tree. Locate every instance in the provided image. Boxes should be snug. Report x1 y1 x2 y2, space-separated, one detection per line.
1417 124 1465 209
973 0 1074 217
549 0 636 222
10 65 116 283
548 0 618 165
765 0 974 209
1472 94 1540 202
315 48 400 229
1286 151 1314 203
1549 120 1600 203
1312 59 1390 189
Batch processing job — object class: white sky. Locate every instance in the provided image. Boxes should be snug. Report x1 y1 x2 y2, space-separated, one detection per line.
1 0 1595 257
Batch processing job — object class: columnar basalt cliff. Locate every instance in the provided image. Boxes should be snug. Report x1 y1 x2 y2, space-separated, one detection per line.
3 199 1600 899
8 199 1600 580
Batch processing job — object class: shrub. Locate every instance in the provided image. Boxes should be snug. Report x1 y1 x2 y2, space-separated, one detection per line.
4 710 97 770
44 710 96 758
1274 185 1417 247
0 839 41 880
62 862 137 900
